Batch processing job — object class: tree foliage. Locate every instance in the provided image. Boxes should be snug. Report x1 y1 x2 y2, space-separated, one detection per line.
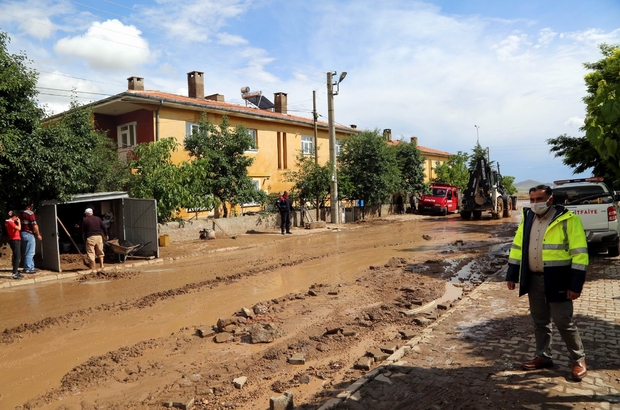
128 138 192 221
284 153 331 210
433 151 470 191
0 31 127 213
583 44 620 186
338 129 400 207
391 141 426 195
501 175 518 195
184 115 265 217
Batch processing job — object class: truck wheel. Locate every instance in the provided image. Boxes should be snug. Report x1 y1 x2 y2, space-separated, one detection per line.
473 210 482 220
608 243 620 257
503 197 512 218
495 199 504 219
441 207 447 216
461 211 471 220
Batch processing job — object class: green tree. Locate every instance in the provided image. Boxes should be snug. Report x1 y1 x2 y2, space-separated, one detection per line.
391 141 426 196
0 31 126 212
501 175 518 195
547 134 617 186
338 129 400 209
433 151 470 191
284 153 331 215
184 115 263 217
583 44 620 183
128 138 192 222
468 141 491 169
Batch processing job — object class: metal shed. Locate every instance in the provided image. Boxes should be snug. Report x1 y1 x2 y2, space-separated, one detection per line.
38 192 159 272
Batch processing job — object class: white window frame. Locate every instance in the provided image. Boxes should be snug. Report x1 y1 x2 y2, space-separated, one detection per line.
301 135 314 155
186 122 206 139
336 139 343 156
117 122 137 149
242 179 263 207
246 129 258 152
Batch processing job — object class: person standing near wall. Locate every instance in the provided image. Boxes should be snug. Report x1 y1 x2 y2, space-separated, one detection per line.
19 203 42 274
5 211 23 279
276 191 292 235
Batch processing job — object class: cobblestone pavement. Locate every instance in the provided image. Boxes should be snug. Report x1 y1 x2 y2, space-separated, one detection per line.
320 255 620 410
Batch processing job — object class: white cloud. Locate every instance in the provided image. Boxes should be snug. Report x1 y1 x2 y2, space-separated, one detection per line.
216 33 248 46
139 0 253 42
54 20 153 71
535 28 557 48
0 0 72 39
565 117 584 128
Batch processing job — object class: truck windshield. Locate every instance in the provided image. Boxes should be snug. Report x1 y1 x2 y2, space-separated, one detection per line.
552 185 613 205
432 188 446 197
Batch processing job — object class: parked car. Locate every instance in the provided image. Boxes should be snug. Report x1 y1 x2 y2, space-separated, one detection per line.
553 177 620 256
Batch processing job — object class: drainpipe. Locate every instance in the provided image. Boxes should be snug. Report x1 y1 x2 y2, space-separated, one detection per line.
155 99 163 141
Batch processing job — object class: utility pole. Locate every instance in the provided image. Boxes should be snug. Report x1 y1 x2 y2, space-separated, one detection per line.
474 124 480 144
313 90 319 220
327 72 338 224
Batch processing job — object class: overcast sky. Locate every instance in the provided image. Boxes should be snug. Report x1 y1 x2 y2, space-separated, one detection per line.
2 0 620 183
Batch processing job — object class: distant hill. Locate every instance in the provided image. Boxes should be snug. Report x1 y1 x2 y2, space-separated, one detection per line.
514 179 552 193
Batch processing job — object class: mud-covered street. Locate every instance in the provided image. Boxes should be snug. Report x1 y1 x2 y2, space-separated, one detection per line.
1 213 528 409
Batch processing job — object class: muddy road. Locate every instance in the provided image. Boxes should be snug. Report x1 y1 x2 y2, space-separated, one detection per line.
0 213 520 409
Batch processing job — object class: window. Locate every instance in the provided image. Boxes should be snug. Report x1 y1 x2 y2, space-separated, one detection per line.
186 122 206 139
336 139 343 156
246 129 258 151
242 179 263 207
302 135 313 155
117 122 137 149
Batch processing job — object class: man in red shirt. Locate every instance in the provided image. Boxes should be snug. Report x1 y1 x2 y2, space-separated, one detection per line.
5 211 23 279
19 204 42 274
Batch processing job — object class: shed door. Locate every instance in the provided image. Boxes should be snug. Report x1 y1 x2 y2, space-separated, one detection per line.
38 205 61 272
122 198 159 258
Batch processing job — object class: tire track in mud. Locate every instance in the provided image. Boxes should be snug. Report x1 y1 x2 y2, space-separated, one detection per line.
1 236 419 343
21 257 448 409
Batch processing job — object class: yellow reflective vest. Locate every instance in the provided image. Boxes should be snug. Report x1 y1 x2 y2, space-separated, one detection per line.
506 205 588 302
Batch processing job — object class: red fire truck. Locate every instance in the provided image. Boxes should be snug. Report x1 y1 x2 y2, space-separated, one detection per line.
418 184 460 216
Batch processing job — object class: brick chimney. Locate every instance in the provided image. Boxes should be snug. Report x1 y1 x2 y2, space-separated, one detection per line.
188 71 204 99
411 136 418 146
383 129 392 141
274 92 287 114
127 76 144 91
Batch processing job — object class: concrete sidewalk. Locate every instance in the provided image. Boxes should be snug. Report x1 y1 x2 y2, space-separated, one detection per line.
320 256 620 410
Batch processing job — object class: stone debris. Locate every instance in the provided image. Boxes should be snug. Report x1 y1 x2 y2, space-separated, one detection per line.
233 376 247 389
162 397 195 409
367 349 389 362
253 304 269 315
217 317 242 332
249 323 280 343
437 303 451 310
270 391 294 410
196 327 215 338
288 353 306 365
341 327 356 337
214 332 234 343
413 317 433 326
380 344 398 354
300 374 311 384
354 357 374 370
422 234 432 240
324 327 340 335
399 329 417 339
308 290 319 296
241 307 254 318
327 290 339 295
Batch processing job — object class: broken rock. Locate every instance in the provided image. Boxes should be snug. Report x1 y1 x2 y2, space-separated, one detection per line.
249 323 280 344
214 333 234 343
233 376 247 389
270 391 294 410
288 353 306 365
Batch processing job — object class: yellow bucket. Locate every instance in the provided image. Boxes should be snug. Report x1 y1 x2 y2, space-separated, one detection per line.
158 234 170 247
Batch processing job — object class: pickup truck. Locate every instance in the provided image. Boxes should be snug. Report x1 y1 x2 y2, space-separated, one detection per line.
552 177 620 256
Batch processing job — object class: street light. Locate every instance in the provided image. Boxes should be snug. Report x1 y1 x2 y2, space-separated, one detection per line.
474 125 480 144
327 71 346 224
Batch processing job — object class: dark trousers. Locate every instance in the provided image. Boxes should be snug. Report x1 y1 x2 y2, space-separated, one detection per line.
9 240 21 275
280 211 291 233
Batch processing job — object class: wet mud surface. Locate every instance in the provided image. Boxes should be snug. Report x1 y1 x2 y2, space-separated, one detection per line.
0 214 520 409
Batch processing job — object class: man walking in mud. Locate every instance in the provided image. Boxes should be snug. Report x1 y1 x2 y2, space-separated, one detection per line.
276 191 292 235
78 208 108 270
506 184 588 381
